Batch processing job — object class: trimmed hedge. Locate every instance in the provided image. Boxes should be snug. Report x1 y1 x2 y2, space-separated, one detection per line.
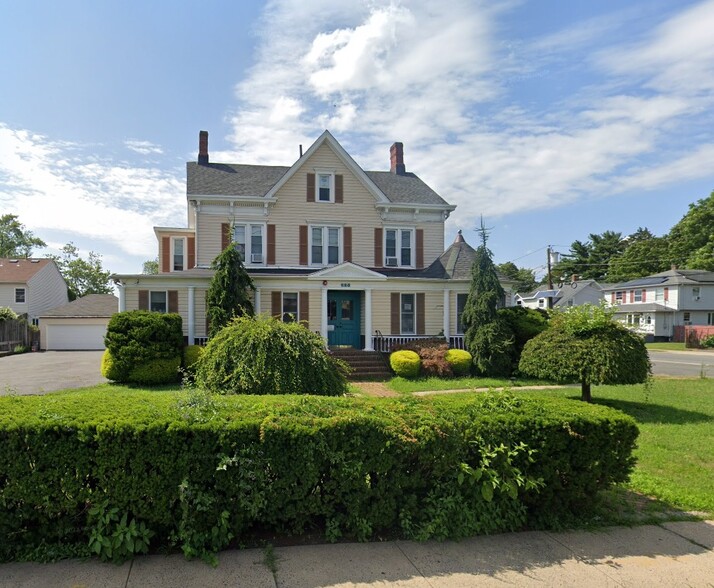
0 390 638 562
104 311 183 384
390 350 421 378
445 349 472 376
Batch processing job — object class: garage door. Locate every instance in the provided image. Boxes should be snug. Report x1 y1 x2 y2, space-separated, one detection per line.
46 324 107 350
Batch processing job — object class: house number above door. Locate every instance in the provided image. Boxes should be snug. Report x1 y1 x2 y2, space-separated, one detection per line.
340 283 351 288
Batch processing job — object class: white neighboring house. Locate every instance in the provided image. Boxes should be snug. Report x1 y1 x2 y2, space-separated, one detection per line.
603 269 714 341
0 258 68 323
515 279 604 310
39 294 118 350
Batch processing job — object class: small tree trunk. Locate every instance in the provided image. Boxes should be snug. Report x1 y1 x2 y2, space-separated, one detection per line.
581 381 592 403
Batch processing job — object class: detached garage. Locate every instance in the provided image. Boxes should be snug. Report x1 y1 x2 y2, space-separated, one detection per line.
40 294 118 350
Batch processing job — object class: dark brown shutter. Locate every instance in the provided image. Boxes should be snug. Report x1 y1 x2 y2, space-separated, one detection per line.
299 292 309 324
299 225 308 265
416 229 424 269
138 290 149 310
335 174 343 203
343 226 352 263
416 293 425 335
611 292 615 304
161 237 170 273
168 290 179 313
642 289 647 302
391 293 400 334
664 287 669 301
267 224 276 265
307 173 315 202
374 228 383 267
271 291 282 318
221 223 230 251
187 237 195 269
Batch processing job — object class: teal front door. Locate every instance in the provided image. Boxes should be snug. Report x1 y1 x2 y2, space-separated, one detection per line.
327 291 361 348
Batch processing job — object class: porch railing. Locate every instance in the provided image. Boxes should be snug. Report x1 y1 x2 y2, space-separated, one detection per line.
372 333 465 353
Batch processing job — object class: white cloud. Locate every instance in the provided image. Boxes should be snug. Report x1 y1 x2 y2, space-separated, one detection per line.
125 139 164 155
0 124 183 267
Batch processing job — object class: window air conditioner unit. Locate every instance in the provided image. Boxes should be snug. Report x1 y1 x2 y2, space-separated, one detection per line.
251 254 263 264
385 256 398 267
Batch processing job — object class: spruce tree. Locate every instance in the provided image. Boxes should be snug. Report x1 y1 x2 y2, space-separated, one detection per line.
206 241 255 338
461 220 514 376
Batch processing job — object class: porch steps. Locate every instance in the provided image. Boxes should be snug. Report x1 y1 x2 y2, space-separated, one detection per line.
330 349 393 381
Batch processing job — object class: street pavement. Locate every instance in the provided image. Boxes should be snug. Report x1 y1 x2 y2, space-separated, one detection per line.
1 521 713 587
649 349 714 378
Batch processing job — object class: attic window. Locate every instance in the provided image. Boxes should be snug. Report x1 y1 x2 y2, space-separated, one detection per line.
317 173 333 202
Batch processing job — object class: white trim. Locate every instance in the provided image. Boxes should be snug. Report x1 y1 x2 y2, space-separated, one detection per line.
321 287 329 345
171 236 187 272
314 169 336 203
14 287 26 304
187 286 195 343
281 291 300 322
400 292 417 335
364 288 373 351
443 289 450 340
149 290 169 313
232 222 267 267
308 262 387 281
308 224 342 267
384 227 415 269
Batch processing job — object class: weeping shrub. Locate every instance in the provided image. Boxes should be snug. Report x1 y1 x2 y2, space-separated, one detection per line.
194 315 348 395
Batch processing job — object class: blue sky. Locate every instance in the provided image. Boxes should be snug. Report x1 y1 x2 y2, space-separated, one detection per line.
1 0 713 278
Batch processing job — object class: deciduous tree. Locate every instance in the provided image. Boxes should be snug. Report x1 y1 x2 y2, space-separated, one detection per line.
519 303 651 402
52 242 112 300
0 214 46 258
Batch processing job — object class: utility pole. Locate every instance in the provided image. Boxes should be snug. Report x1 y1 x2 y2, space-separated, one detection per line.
547 246 554 309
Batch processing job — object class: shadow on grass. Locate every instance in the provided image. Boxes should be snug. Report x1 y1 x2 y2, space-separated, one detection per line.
561 395 713 425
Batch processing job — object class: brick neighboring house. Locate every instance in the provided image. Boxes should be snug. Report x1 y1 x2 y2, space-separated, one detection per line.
112 130 515 350
0 258 68 323
603 269 714 342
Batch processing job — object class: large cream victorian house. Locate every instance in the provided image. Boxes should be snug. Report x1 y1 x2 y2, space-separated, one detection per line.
114 131 513 351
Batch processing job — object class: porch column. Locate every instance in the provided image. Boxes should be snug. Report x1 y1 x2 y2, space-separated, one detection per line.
117 283 126 312
321 287 328 346
187 286 195 344
364 288 374 351
443 289 450 341
254 287 261 315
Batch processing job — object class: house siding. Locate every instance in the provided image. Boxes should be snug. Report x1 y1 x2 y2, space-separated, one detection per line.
27 264 69 319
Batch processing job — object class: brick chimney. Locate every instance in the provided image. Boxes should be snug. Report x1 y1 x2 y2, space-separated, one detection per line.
390 142 405 175
198 130 209 165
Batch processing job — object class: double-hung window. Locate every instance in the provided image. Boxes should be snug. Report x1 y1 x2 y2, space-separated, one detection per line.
150 291 167 313
233 224 264 265
310 226 340 266
615 291 623 304
385 228 414 267
401 293 415 334
172 237 185 271
15 288 26 304
655 288 664 301
282 292 299 322
693 287 701 300
708 312 714 326
634 289 643 302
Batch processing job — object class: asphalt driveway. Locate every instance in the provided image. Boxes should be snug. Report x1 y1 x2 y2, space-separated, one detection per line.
0 351 107 395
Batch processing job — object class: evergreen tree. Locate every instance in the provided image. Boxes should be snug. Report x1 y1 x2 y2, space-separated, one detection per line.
461 221 514 376
497 261 537 294
206 241 255 338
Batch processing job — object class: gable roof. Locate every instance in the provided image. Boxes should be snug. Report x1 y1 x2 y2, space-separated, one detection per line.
40 294 118 317
186 130 451 208
605 269 714 289
0 258 54 283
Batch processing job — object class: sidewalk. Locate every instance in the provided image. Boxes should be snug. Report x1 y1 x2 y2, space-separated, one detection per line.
2 521 713 587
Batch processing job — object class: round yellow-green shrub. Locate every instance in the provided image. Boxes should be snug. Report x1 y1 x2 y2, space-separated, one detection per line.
100 349 122 381
445 349 472 376
390 350 421 379
183 345 203 370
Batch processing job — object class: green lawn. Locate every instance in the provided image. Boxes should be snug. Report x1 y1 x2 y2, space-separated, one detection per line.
645 342 686 351
529 379 714 517
387 375 557 393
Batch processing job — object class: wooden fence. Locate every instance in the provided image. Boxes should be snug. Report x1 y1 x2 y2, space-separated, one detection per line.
0 319 38 352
